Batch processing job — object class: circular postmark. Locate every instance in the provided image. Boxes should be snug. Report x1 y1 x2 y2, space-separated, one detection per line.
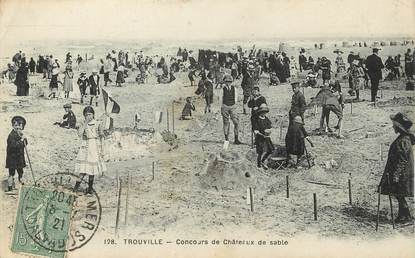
21 172 102 252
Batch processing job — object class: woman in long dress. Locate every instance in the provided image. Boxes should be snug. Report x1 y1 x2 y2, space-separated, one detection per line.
63 65 74 99
74 106 106 194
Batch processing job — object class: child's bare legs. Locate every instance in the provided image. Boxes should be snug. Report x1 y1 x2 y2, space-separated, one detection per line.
7 168 24 191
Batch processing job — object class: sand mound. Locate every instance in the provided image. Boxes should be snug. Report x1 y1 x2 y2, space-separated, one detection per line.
300 165 338 185
199 150 258 190
102 128 153 161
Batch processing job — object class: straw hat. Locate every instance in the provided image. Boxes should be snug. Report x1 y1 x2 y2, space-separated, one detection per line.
63 103 72 109
255 103 269 116
390 112 412 134
293 116 304 124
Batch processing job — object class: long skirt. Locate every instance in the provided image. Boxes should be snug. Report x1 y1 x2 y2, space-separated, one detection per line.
63 77 73 92
75 138 107 176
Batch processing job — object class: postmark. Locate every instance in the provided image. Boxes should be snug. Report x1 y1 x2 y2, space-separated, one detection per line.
21 172 102 252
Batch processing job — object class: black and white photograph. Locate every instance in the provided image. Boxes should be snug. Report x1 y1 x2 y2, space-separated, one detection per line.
0 0 414 257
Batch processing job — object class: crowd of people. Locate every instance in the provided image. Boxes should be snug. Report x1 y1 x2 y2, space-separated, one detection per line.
3 43 415 224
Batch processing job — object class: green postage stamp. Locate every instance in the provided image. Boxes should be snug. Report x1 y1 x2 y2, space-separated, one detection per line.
11 186 75 258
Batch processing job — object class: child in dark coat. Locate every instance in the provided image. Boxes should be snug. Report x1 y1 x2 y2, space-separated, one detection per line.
54 103 77 128
77 72 89 104
180 97 195 120
253 104 274 169
285 115 313 167
6 116 27 191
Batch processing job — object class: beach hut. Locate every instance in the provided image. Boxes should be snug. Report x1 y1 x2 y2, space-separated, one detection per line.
342 41 351 47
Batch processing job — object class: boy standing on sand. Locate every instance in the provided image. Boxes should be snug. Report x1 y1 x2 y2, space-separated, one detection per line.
6 116 28 192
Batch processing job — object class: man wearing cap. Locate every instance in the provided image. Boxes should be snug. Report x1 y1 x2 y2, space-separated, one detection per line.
204 72 214 113
221 74 241 144
6 116 28 191
404 49 413 79
241 64 256 114
378 112 414 223
89 70 100 106
289 82 306 124
298 49 307 72
365 48 384 102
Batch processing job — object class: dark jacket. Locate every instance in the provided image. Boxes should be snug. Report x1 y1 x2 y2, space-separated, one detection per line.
14 66 29 96
285 122 308 156
6 130 27 168
182 102 195 117
366 54 384 80
88 75 100 95
247 95 267 115
290 91 306 118
63 110 77 129
254 116 274 154
77 77 89 95
379 133 414 197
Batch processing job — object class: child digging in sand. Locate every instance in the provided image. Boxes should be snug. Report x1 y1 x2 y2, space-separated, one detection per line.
180 97 195 120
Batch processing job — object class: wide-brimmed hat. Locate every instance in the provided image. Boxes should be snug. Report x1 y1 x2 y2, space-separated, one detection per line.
372 47 381 52
247 64 255 70
11 116 26 128
390 112 412 133
63 103 72 109
291 81 301 88
256 103 269 115
333 49 343 54
223 74 233 83
293 116 303 125
83 106 95 116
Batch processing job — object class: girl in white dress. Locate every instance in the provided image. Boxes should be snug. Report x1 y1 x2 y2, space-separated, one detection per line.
74 106 106 194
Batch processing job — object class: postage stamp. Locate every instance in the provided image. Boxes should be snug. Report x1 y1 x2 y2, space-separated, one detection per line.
11 186 72 258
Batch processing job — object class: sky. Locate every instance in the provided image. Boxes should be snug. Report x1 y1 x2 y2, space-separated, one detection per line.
0 0 414 43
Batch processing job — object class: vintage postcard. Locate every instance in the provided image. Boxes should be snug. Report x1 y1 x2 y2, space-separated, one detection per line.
0 0 414 257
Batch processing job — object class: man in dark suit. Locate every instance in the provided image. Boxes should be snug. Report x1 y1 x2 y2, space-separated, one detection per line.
89 70 100 106
365 48 384 102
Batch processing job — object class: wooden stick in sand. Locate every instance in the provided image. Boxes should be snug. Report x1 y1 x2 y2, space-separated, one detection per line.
172 102 175 134
379 144 383 161
376 186 381 231
166 108 170 132
348 179 352 205
115 173 122 236
313 193 317 221
386 175 395 229
249 187 254 212
350 101 353 115
152 161 155 181
286 175 289 198
124 171 131 225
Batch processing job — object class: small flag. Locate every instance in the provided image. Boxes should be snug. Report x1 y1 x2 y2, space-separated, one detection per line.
102 89 120 114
